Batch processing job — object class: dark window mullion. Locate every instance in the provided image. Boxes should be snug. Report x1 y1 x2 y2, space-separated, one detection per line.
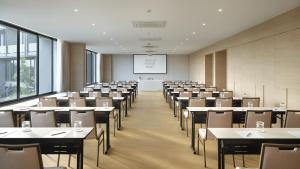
16 30 20 99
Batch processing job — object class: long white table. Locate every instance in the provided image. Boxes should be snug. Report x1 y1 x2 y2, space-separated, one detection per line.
0 127 93 169
0 106 114 154
186 107 287 154
209 128 300 169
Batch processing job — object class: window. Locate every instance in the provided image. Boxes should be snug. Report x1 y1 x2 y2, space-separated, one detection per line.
86 50 97 84
19 31 37 97
0 21 57 104
0 25 17 102
38 36 52 94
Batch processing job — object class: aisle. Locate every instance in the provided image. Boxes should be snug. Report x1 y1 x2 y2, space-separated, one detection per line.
44 92 257 169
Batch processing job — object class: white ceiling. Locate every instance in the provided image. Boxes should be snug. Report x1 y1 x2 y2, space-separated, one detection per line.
0 0 299 55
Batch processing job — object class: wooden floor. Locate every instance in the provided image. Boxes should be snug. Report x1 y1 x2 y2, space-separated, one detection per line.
44 91 259 169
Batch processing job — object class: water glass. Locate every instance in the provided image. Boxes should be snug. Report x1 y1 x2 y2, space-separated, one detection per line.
280 102 286 108
74 121 82 132
103 101 109 108
71 102 76 107
256 121 265 132
220 93 224 98
37 102 43 107
248 101 253 107
22 121 31 132
216 101 222 107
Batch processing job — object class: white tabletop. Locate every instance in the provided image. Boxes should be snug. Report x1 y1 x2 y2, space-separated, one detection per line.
176 97 243 101
55 96 124 101
0 127 93 139
209 128 300 139
186 107 286 112
0 106 115 112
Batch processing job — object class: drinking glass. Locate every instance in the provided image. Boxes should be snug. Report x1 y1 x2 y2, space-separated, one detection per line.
256 121 264 132
74 121 82 132
280 102 286 108
103 101 109 109
71 102 76 107
248 101 253 107
37 102 43 107
216 100 221 107
22 121 31 132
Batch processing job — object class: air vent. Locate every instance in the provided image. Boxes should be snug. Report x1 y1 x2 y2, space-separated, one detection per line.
132 21 166 28
142 44 158 48
139 37 162 41
145 50 156 53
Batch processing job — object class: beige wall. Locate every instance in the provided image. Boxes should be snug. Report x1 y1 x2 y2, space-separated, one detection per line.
61 42 86 91
189 7 300 108
101 54 112 82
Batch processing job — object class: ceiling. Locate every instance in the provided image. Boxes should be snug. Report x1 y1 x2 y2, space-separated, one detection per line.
0 0 299 55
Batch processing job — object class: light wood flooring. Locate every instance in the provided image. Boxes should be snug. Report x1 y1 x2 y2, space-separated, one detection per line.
44 91 259 169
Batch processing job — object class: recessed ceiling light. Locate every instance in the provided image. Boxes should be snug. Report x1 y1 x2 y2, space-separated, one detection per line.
73 8 79 12
202 23 206 26
218 8 223 12
92 23 96 26
102 32 106 35
185 38 189 41
192 32 196 35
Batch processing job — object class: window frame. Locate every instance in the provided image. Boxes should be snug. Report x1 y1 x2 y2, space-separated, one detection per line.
0 20 57 106
86 49 97 85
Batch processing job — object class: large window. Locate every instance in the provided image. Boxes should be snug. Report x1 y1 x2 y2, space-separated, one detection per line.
0 25 17 102
0 21 56 104
86 50 97 84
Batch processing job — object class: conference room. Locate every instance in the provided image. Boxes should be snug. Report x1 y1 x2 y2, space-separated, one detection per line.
0 0 300 169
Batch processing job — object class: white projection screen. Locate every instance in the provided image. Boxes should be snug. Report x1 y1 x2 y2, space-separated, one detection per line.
133 54 167 74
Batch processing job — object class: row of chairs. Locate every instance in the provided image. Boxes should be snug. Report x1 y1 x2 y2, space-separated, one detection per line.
197 109 300 168
0 108 104 168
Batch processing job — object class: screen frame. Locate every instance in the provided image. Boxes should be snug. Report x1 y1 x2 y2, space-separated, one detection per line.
133 54 168 74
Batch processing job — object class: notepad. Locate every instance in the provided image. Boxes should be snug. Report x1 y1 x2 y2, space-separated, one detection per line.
236 131 263 138
288 131 300 138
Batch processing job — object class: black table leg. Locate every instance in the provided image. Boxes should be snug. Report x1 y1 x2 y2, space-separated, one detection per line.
129 94 132 108
173 99 176 117
191 112 196 154
125 97 128 117
105 115 110 154
281 114 283 128
217 139 222 169
118 101 122 130
180 105 184 130
77 140 84 169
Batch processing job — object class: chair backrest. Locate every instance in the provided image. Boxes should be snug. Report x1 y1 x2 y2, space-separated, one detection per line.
242 97 260 107
207 110 233 128
101 87 110 93
191 88 200 92
199 91 212 98
0 144 43 169
109 91 122 97
215 98 233 107
117 87 127 92
0 110 15 127
95 97 113 107
30 110 56 127
219 91 233 98
259 144 300 169
245 110 272 128
179 91 192 97
174 88 184 92
285 110 300 128
89 91 101 98
70 110 96 139
183 84 192 88
69 98 86 107
68 92 80 98
39 97 57 107
83 87 93 92
189 98 206 107
206 87 217 92
205 110 233 139
197 84 206 88
102 83 109 87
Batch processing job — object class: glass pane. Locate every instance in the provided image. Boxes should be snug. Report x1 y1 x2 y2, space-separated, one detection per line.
20 31 37 98
86 51 92 84
53 40 58 92
0 24 17 102
39 36 52 94
92 52 96 83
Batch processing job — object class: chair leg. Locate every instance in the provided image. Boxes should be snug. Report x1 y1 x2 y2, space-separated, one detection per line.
97 140 100 167
57 154 60 167
102 134 105 154
114 117 116 137
197 134 200 155
186 118 189 137
242 154 245 167
203 141 207 168
232 154 236 167
68 154 71 167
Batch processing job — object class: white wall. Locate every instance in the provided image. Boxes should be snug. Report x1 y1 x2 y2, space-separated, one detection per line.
111 54 189 81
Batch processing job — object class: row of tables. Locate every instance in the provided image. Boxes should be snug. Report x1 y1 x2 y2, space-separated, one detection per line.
162 81 299 169
0 81 139 169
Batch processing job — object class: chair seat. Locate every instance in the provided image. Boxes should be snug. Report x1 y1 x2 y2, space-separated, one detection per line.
184 110 189 118
97 127 104 139
198 128 215 141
